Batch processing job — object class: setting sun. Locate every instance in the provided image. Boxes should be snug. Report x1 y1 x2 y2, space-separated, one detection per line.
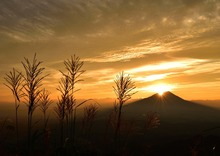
146 84 175 96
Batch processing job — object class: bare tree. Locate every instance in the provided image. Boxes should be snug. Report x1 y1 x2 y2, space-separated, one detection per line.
21 53 46 154
4 68 24 151
113 71 136 144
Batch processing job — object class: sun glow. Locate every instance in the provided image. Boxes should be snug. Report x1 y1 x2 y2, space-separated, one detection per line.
145 84 175 96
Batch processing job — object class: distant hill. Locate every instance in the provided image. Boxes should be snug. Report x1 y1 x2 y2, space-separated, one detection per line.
122 91 220 129
108 91 220 138
192 100 220 109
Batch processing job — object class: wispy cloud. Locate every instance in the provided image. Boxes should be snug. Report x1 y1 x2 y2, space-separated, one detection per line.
133 73 170 82
177 81 220 89
0 0 220 100
183 61 220 75
127 59 206 74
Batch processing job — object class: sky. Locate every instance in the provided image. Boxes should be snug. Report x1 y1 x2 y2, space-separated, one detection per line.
0 0 220 102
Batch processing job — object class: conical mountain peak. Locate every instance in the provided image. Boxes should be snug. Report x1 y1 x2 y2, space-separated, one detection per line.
123 91 220 121
151 91 180 98
137 91 186 107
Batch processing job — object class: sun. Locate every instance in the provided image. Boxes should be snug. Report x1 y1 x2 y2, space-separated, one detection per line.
147 84 174 96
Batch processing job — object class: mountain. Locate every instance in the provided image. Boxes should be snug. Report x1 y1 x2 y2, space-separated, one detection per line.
123 91 220 124
192 100 220 109
92 92 220 154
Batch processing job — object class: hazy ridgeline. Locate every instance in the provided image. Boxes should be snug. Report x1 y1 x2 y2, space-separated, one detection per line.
0 98 118 134
1 54 220 156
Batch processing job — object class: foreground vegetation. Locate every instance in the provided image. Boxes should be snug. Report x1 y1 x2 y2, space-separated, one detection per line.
1 54 220 156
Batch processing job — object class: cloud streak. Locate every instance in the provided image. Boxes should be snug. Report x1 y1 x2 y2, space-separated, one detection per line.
0 0 220 100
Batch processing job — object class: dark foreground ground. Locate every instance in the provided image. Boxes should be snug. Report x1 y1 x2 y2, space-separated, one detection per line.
0 117 220 156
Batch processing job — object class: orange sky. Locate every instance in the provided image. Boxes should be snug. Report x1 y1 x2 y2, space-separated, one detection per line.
0 0 220 102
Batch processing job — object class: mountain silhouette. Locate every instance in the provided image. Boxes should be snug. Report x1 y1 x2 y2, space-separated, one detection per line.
123 91 220 124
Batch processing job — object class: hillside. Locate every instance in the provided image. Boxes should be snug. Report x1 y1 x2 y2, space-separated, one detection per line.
116 92 220 137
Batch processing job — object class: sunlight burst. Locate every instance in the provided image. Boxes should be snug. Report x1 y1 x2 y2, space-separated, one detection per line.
146 84 175 96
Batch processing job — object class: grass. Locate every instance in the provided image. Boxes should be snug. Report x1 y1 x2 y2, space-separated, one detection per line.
113 71 136 147
82 103 99 139
21 53 47 155
4 68 24 153
2 53 220 155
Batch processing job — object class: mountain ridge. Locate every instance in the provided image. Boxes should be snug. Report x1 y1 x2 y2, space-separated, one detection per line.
123 91 220 123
